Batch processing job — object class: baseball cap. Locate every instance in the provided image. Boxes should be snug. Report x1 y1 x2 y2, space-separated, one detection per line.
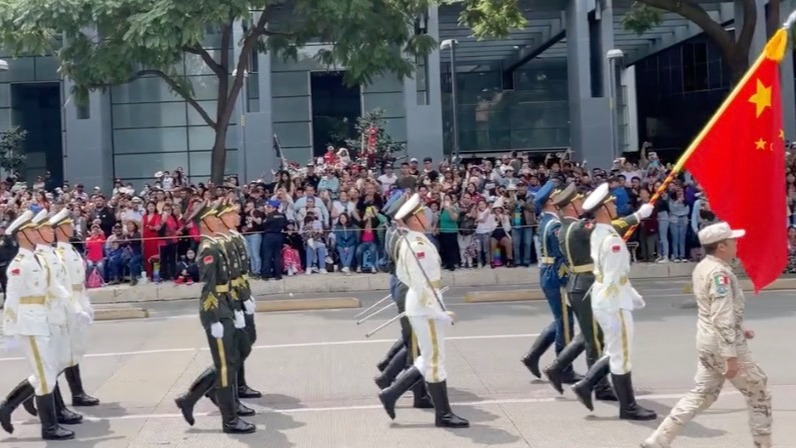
698 222 745 245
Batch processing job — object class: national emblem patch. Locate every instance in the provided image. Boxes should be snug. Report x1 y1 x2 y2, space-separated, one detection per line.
417 252 425 259
203 255 214 264
611 245 621 253
10 268 19 276
712 273 729 297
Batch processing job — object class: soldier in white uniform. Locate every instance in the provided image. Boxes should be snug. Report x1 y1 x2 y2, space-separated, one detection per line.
642 222 772 448
0 210 74 440
28 209 85 426
580 183 656 421
377 193 469 428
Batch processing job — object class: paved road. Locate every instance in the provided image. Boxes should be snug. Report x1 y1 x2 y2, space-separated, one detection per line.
1 282 795 447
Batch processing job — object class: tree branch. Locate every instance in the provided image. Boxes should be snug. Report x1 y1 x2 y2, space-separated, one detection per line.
767 0 781 38
735 0 757 55
638 0 736 54
135 69 216 129
183 45 225 77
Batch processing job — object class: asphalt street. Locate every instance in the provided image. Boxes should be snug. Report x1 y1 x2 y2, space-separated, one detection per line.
1 279 795 448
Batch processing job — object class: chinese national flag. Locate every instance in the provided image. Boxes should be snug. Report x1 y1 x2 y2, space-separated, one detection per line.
681 29 788 292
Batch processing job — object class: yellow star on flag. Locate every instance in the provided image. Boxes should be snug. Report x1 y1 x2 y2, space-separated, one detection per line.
749 79 772 118
780 129 785 140
755 138 768 150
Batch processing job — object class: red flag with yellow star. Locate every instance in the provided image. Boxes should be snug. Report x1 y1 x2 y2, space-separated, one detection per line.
679 29 788 292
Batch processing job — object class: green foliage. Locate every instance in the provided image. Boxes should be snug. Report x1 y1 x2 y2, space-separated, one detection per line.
622 2 664 35
0 127 28 172
345 109 406 167
0 0 525 181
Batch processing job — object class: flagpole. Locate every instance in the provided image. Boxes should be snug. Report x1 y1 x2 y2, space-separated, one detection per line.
620 24 790 242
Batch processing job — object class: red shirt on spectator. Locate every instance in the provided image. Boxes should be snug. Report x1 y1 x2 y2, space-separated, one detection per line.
85 234 106 263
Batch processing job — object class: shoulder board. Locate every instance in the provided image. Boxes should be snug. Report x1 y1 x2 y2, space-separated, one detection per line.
199 242 214 254
13 254 23 262
611 219 629 229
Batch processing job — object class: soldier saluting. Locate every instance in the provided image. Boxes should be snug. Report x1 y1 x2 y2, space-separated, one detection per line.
643 222 772 447
174 203 255 434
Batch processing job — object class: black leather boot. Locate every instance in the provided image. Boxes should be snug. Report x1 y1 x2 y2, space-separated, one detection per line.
612 373 657 421
411 379 434 409
594 376 617 402
217 387 256 434
0 379 35 434
571 355 611 412
378 365 424 419
377 338 405 372
22 397 37 417
234 379 255 417
175 368 217 426
427 381 469 428
53 385 82 425
520 324 556 379
37 394 74 440
543 333 586 394
64 365 100 406
374 347 408 390
237 364 262 399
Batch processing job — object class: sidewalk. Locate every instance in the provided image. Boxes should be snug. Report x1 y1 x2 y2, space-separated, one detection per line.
87 261 699 305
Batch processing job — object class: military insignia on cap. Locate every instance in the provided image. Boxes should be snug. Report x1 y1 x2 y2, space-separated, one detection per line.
712 272 729 297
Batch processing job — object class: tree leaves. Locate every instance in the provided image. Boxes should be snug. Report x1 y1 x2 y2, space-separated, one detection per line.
622 2 664 35
0 127 28 172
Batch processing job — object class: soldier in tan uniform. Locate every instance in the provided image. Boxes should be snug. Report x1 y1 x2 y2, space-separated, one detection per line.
642 222 772 448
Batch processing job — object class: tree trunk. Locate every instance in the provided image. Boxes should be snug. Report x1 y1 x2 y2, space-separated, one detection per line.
210 125 228 184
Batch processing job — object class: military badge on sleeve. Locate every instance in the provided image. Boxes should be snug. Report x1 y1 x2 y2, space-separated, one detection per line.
712 273 729 297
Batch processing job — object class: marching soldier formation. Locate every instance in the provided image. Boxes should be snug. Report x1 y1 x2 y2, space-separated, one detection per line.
0 189 775 446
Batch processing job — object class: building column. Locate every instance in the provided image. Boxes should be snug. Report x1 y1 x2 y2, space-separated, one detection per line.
403 5 444 164
734 0 767 58
566 0 615 170
62 82 113 191
233 16 275 183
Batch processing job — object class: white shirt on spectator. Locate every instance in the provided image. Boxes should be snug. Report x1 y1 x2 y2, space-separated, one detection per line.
377 173 397 194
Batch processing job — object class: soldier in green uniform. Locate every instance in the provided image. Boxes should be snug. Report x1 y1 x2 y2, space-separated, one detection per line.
542 183 651 404
211 204 256 418
222 201 261 399
372 193 433 409
174 203 255 434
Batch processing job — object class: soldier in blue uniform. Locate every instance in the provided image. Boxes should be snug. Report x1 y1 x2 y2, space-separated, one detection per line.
520 181 580 383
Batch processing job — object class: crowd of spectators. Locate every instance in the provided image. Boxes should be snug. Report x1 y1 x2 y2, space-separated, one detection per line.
0 139 795 297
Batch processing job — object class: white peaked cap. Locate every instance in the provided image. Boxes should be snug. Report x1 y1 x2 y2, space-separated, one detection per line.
31 209 49 226
48 207 70 226
582 183 610 214
6 210 34 235
395 193 422 221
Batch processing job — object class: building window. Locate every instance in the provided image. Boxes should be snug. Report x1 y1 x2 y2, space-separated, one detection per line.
416 54 429 105
682 42 709 92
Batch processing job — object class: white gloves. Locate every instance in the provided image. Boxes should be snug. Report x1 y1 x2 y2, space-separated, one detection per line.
631 288 646 310
76 311 93 326
637 203 654 219
210 322 224 339
243 300 256 315
234 311 246 329
3 336 20 352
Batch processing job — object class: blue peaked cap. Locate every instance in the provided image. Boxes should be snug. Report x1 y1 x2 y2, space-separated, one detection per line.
533 180 557 211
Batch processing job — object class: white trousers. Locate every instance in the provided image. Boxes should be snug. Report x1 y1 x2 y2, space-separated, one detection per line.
408 316 447 383
592 308 634 375
24 325 68 395
67 315 89 364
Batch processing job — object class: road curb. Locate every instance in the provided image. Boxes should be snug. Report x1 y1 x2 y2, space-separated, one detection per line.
682 277 796 293
255 297 361 313
94 307 149 321
464 290 546 303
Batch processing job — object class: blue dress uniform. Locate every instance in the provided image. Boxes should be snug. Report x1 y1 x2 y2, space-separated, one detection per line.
520 182 577 382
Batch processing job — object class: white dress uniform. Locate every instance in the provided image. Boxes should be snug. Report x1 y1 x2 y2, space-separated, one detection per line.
396 228 449 382
379 193 468 428
589 221 645 375
57 240 92 363
1 211 66 397
581 182 656 422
